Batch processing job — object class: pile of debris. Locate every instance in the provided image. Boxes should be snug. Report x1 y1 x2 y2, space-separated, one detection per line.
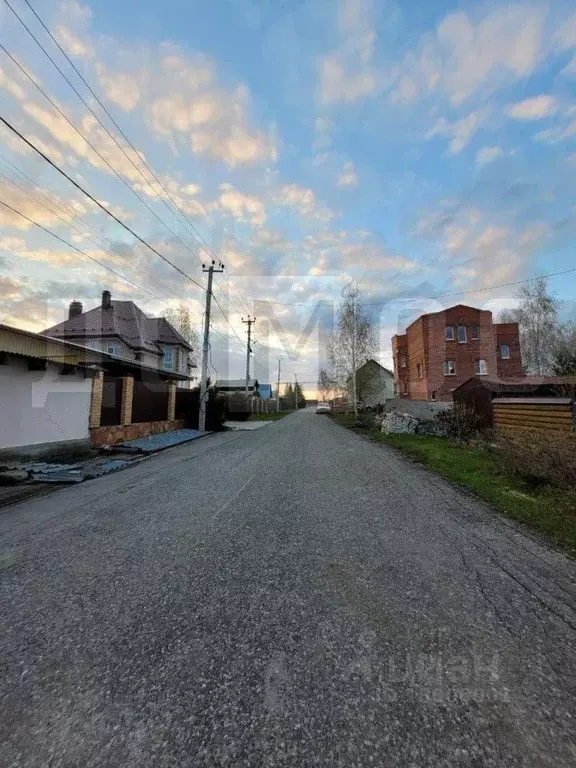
0 458 135 486
377 412 447 437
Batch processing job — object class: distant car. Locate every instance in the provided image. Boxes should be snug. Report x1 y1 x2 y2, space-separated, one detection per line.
316 402 332 414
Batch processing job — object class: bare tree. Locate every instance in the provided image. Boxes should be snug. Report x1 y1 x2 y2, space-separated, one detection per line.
501 277 560 375
552 324 576 376
317 367 334 403
163 303 200 367
327 287 376 419
163 304 200 390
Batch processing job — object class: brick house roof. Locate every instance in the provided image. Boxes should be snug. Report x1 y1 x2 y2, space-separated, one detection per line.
44 300 192 355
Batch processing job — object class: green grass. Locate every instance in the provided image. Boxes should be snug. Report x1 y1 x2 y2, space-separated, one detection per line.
249 411 294 421
329 412 576 555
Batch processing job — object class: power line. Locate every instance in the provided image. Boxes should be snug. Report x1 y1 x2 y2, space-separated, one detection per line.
0 167 197 308
0 196 157 296
0 41 211 269
241 266 576 309
0 115 207 292
3 0 254 317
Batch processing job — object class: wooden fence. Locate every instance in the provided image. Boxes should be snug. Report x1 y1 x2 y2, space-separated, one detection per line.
493 397 574 434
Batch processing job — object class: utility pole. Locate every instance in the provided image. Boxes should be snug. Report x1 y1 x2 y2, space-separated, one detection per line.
242 316 256 396
199 260 224 432
276 357 282 412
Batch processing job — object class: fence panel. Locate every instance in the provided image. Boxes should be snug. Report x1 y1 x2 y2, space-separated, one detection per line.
131 379 169 423
493 398 574 434
100 376 123 427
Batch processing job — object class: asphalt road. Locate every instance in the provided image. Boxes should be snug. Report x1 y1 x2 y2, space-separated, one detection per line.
1 409 576 767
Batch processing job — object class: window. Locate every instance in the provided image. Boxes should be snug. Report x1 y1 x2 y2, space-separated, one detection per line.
475 359 488 375
402 381 408 394
458 326 467 343
445 326 455 341
106 343 120 356
444 360 456 375
500 344 510 359
400 354 406 368
417 362 423 379
470 325 479 340
430 391 437 401
162 345 174 370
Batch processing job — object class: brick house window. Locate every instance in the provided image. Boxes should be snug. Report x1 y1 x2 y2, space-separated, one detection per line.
458 326 467 343
417 362 423 378
443 360 456 375
470 325 479 340
403 381 408 394
475 359 488 375
400 354 406 368
430 391 436 401
500 344 510 359
445 326 455 341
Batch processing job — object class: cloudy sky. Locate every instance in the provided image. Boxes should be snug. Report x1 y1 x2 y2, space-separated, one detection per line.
1 0 575 392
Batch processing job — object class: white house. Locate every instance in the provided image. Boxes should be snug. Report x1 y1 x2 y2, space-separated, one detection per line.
0 324 103 455
355 359 395 407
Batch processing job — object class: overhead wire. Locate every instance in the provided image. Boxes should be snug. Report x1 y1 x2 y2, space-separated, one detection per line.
0 164 182 299
0 116 209 292
0 42 211 270
2 0 254 318
0 196 157 296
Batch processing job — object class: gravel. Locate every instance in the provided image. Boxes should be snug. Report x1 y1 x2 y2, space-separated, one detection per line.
1 409 575 767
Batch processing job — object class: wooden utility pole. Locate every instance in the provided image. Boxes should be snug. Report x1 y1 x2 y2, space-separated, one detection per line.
242 316 256 396
199 261 224 432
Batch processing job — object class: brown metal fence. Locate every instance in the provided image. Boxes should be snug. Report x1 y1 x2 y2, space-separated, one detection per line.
131 379 169 423
100 376 123 427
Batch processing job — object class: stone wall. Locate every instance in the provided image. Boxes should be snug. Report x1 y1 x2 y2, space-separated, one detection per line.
90 419 185 447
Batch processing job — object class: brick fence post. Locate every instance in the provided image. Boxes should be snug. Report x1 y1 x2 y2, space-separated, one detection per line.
167 382 176 421
121 376 134 426
89 371 104 428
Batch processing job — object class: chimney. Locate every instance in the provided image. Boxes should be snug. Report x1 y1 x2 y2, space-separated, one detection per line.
102 290 112 310
68 300 83 319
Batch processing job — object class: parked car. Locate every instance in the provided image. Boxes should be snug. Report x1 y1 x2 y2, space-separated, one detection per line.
316 402 332 414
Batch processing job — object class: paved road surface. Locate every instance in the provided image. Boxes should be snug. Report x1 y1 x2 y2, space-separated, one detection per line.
1 410 575 766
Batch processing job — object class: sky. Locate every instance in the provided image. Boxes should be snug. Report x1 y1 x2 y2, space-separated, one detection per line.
1 0 576 395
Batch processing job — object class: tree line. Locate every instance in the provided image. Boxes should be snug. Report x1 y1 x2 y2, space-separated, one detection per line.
501 276 576 376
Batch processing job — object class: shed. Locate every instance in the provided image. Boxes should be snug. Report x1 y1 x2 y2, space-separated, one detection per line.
453 376 576 429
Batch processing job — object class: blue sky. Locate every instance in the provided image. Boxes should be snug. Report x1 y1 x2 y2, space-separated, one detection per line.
1 0 576 388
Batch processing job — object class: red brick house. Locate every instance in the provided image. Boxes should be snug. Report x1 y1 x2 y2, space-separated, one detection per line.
391 305 523 401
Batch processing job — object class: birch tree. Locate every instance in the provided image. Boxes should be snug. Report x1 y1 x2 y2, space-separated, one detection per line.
501 277 559 375
327 287 376 419
164 303 200 367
